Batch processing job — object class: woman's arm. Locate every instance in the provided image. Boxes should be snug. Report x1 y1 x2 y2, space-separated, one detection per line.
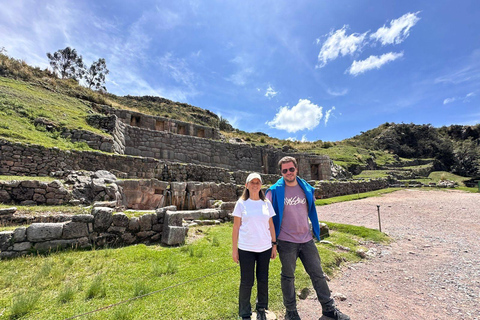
269 217 277 259
232 216 241 263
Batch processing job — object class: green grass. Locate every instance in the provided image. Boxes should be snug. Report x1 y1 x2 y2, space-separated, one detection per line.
315 188 402 206
0 175 57 182
0 204 89 216
353 170 391 179
0 223 386 319
399 171 471 186
0 77 106 150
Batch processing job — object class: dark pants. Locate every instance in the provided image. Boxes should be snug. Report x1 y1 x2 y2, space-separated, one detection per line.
238 248 272 318
277 239 335 312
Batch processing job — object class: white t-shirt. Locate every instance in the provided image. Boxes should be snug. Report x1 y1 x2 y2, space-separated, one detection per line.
232 198 276 252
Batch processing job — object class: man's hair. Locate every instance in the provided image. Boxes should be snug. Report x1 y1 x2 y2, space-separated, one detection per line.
278 156 297 171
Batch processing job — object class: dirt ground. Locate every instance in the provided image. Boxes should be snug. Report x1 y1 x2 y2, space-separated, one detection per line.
278 189 480 320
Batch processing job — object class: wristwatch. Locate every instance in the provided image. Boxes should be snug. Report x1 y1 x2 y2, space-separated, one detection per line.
272 241 277 245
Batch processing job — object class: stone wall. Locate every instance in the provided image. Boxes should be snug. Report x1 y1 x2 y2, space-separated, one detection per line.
0 139 233 183
0 206 177 259
0 180 71 206
95 105 221 140
61 128 114 153
314 179 390 199
87 106 332 180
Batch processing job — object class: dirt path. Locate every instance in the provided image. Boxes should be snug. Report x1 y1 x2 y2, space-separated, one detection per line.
282 189 480 320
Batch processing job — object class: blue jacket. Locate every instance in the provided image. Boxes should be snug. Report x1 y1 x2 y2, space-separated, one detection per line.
266 177 321 241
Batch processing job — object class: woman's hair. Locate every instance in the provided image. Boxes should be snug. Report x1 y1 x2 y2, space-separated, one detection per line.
240 186 266 201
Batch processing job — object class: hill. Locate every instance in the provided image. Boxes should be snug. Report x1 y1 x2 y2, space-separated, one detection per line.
1 52 479 178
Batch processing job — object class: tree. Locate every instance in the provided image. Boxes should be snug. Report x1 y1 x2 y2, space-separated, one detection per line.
84 58 109 91
46 47 85 80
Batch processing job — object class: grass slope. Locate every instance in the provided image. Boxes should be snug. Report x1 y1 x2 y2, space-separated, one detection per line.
0 77 107 150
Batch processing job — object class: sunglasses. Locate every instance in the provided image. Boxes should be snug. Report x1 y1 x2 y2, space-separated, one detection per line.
281 167 296 174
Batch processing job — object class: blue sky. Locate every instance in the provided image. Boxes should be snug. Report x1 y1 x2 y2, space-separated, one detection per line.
1 1 479 142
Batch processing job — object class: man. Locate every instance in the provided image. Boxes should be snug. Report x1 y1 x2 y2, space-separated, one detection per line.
266 156 350 320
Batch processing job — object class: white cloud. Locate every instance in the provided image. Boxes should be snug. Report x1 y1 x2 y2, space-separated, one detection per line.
265 85 278 99
317 26 368 68
348 52 403 76
443 97 456 105
370 12 421 45
443 92 476 105
301 134 309 142
326 88 348 96
266 99 323 133
324 107 336 125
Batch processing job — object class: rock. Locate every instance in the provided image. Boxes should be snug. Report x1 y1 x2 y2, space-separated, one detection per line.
298 288 311 300
72 214 94 223
0 231 14 251
333 292 347 301
93 201 117 208
93 170 117 181
128 217 140 232
112 213 129 227
13 227 27 242
164 211 183 227
92 207 114 232
162 226 188 245
27 223 64 242
0 207 17 215
62 221 89 239
13 242 32 252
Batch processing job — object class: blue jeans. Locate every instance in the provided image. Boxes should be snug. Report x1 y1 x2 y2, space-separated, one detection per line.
277 239 335 312
238 248 272 318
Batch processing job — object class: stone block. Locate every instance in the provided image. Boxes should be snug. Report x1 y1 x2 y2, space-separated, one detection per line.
121 232 136 245
139 214 155 231
162 226 188 246
13 242 32 252
92 207 114 232
13 227 27 242
62 221 89 239
34 239 77 252
112 213 129 227
108 226 126 233
27 223 63 242
164 211 183 227
0 207 16 215
72 214 94 223
136 231 156 239
0 231 14 251
0 190 11 203
128 217 140 232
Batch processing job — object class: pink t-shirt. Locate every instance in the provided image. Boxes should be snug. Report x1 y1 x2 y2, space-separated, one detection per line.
267 184 313 243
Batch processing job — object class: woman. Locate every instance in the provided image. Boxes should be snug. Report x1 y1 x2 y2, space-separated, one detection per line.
232 172 277 320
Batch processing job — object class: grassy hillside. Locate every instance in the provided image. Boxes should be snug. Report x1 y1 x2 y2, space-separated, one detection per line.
1 52 478 177
0 77 105 150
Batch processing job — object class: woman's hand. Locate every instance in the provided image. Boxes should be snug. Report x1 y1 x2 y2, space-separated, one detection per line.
232 249 239 264
271 245 277 260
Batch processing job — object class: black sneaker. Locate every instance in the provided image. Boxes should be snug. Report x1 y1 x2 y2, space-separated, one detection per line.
322 308 350 320
256 308 267 320
285 309 301 320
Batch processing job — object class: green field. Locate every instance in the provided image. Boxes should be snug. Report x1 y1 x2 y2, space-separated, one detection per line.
0 223 388 320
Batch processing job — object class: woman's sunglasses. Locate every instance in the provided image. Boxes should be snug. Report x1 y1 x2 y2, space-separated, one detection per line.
281 167 296 174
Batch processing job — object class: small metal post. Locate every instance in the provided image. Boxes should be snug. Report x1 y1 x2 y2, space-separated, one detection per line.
377 205 382 232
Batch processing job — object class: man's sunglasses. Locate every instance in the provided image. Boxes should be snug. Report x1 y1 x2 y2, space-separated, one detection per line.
281 167 296 174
